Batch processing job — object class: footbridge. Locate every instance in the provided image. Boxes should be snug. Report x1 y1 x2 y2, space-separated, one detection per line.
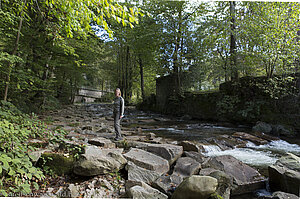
74 87 113 103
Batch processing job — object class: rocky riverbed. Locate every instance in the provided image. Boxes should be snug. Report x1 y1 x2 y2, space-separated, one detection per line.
33 103 300 199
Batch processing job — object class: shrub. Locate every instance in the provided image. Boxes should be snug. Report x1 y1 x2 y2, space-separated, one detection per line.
0 100 68 196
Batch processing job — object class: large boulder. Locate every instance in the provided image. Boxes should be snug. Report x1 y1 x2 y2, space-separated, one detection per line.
258 191 300 199
272 191 299 199
268 153 300 196
252 122 272 134
171 175 218 199
178 141 203 152
271 125 296 137
140 143 183 165
253 131 280 142
173 157 201 177
152 152 201 196
37 152 74 175
200 168 232 199
128 181 168 199
213 135 250 149
123 148 169 175
152 173 183 196
73 146 127 176
126 161 161 184
184 151 207 164
203 155 266 195
121 141 149 149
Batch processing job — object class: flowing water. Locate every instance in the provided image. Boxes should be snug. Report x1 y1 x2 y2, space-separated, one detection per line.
84 104 300 198
125 109 300 170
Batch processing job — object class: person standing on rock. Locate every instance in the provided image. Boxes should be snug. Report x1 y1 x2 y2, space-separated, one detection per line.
113 88 125 141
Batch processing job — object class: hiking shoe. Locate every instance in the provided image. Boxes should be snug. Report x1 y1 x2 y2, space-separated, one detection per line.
114 137 123 141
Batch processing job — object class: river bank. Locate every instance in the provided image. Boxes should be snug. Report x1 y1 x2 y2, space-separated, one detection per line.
34 103 300 199
150 74 300 134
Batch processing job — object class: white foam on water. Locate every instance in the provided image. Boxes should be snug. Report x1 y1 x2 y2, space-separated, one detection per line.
203 145 222 153
201 124 231 129
136 116 151 119
155 127 185 133
204 145 277 166
156 127 176 131
250 140 300 154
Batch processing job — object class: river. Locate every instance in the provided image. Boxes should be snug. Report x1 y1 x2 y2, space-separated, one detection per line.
83 103 300 198
122 106 300 172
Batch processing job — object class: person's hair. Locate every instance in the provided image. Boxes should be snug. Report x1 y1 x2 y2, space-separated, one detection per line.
115 88 121 96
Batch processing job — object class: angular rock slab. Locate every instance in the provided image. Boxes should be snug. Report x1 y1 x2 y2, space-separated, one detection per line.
140 143 183 165
128 182 168 199
123 148 169 175
173 157 201 177
171 175 218 199
184 151 207 164
88 137 115 148
73 146 126 176
232 132 268 145
268 153 300 196
126 161 161 184
29 149 52 163
272 191 300 199
152 173 183 196
178 141 202 152
203 155 266 195
200 168 232 199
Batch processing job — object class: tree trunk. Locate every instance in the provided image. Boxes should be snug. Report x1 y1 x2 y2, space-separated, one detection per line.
41 55 52 107
230 1 238 81
4 15 23 101
173 5 183 95
128 52 133 99
117 48 121 88
138 55 145 100
121 44 125 93
124 45 130 99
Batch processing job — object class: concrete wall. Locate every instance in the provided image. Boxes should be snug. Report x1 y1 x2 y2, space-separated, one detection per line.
154 73 300 131
156 75 176 112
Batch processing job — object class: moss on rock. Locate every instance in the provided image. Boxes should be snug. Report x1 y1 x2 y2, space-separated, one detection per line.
38 152 74 175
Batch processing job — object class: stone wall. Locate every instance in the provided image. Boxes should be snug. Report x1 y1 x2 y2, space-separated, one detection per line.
156 75 176 113
152 73 300 133
155 74 221 120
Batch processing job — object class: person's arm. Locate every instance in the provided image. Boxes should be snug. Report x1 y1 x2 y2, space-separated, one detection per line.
120 97 125 118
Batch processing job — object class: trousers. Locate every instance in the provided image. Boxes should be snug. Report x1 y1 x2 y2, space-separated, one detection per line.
113 113 122 138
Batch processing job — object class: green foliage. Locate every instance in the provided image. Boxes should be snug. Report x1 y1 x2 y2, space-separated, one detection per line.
42 0 143 38
0 102 46 196
217 95 240 117
217 74 299 121
0 101 75 196
108 171 122 190
209 193 224 199
217 95 264 121
255 76 298 100
64 143 85 161
38 152 75 176
0 0 144 110
237 100 265 120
